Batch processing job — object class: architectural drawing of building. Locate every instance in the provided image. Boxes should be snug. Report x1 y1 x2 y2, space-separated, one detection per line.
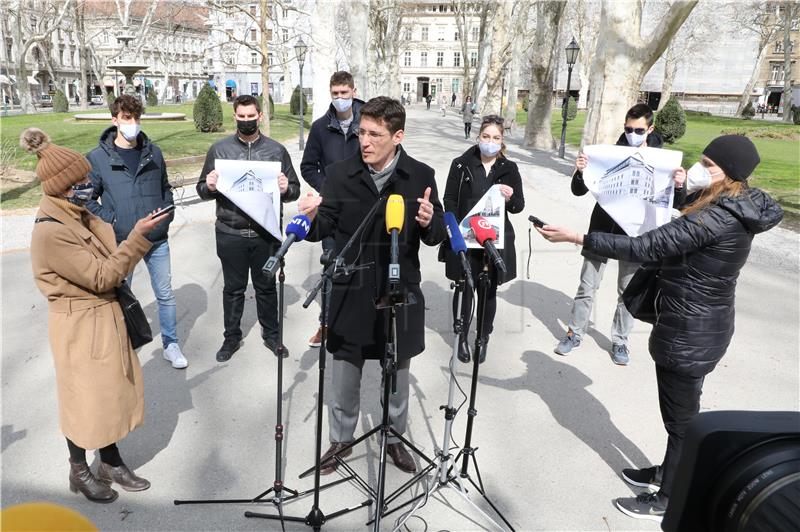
599 152 656 200
231 169 263 193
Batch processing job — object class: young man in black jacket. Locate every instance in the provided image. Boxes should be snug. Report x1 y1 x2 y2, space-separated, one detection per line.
196 95 301 362
556 103 686 366
86 94 187 370
300 71 363 347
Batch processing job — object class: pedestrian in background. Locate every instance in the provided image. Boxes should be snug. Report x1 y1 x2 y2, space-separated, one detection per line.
425 93 432 110
439 93 448 116
461 96 476 139
24 127 168 504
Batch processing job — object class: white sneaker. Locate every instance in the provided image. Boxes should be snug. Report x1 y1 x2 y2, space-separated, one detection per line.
163 343 188 369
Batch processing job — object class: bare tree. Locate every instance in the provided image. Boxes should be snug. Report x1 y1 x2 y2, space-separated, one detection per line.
310 0 338 118
731 1 781 116
565 0 600 109
7 0 74 114
482 0 513 113
343 0 369 99
367 0 405 99
503 0 535 126
582 0 697 146
523 0 565 150
74 0 90 110
471 0 495 106
782 1 800 122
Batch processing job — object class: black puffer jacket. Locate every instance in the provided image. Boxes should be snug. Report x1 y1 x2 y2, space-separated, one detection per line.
584 187 783 377
197 133 301 233
572 131 688 262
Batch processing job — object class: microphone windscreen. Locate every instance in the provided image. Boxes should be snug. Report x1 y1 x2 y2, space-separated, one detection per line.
286 214 311 240
385 194 405 233
444 212 468 254
469 216 497 245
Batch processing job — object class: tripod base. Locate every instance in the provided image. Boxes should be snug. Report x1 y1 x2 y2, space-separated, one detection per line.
173 475 349 506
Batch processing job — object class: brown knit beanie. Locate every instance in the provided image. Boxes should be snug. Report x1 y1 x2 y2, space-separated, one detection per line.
19 128 91 196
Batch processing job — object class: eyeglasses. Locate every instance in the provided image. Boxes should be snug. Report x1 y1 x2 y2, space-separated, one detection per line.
624 126 647 135
482 114 504 126
357 129 388 140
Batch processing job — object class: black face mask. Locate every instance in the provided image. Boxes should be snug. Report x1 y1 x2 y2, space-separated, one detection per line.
236 119 259 136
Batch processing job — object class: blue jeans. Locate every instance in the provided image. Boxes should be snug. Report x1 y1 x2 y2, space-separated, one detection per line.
128 240 178 348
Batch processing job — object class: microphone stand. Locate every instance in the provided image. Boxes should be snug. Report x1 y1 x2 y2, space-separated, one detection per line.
249 195 389 530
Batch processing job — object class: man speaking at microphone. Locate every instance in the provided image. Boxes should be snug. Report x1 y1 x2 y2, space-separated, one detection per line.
298 96 446 475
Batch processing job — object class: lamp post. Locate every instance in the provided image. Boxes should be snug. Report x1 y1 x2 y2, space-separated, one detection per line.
500 64 508 114
558 37 580 159
294 37 307 150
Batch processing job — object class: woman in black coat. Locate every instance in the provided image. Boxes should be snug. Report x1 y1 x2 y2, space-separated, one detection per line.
537 135 783 522
442 115 525 364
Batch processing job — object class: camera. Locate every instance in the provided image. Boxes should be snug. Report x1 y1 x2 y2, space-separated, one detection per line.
662 410 800 532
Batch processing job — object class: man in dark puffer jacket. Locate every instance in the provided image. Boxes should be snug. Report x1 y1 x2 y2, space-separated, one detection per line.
537 135 783 523
556 103 688 366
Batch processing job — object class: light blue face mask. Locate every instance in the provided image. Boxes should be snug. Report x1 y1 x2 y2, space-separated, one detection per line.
332 97 353 113
478 141 501 157
68 182 94 207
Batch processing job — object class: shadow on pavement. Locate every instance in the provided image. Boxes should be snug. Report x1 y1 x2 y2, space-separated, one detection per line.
480 350 651 483
497 279 573 341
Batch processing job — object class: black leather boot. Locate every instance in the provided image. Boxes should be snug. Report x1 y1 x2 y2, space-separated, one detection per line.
477 336 489 364
457 334 471 363
98 461 151 492
69 459 118 503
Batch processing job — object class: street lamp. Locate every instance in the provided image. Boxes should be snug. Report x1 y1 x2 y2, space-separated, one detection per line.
558 37 580 159
500 65 508 114
294 37 307 150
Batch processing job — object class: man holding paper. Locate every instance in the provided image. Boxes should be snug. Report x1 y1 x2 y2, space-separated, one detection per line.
197 95 300 362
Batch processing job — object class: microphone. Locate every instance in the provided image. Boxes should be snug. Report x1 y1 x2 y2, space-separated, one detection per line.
444 212 474 291
469 215 506 274
385 194 404 289
263 214 311 279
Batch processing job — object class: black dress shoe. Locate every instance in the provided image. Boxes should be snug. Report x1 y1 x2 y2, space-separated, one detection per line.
387 442 417 473
319 442 353 475
264 338 289 358
457 335 471 363
98 461 151 492
216 338 241 362
477 336 489 364
68 459 118 503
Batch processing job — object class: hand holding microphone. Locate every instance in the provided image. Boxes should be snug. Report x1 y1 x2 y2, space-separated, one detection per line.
263 214 311 279
469 215 506 274
444 212 474 291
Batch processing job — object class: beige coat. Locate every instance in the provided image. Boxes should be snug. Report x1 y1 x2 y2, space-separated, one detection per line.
30 195 152 450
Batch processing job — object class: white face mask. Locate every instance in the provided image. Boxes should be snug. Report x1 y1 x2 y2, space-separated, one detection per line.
118 123 141 142
332 97 353 113
625 131 647 147
686 162 723 193
478 141 501 158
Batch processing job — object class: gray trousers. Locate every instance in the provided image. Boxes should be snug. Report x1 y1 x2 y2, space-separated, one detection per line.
329 357 410 444
567 257 638 345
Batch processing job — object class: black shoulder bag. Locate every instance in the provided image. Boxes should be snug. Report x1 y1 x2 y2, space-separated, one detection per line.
622 263 661 325
35 216 152 349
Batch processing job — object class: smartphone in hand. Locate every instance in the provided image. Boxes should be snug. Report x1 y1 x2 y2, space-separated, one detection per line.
154 204 176 217
528 215 547 228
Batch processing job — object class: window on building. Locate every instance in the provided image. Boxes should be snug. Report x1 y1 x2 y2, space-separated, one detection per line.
470 51 478 67
420 51 427 67
32 46 40 62
421 26 429 41
249 4 256 15
403 27 412 41
403 82 411 92
452 78 460 94
438 4 446 12
404 51 411 66
251 52 258 65
282 28 288 42
30 16 37 31
770 63 785 82
453 51 461 67
437 51 444 67
5 38 12 60
437 26 445 41
251 29 257 41
454 30 459 41
471 27 479 41
268 52 273 65
266 29 273 41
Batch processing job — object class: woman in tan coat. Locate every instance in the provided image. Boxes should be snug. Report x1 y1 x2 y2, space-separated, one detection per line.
22 128 169 504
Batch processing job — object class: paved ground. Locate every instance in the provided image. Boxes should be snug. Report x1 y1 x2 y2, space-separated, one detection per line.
2 106 798 531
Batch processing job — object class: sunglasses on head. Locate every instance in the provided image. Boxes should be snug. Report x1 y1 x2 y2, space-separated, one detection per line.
624 126 648 135
482 114 504 125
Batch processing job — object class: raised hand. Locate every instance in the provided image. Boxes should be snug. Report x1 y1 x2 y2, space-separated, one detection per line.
415 187 433 228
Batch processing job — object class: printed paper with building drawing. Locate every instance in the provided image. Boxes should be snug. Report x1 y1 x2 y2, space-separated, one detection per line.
459 184 505 250
581 145 683 236
215 159 282 241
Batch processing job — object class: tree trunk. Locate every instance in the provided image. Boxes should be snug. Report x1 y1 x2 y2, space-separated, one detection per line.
344 0 369 99
736 42 769 116
311 0 337 119
582 0 697 146
12 9 34 114
523 1 565 150
279 46 292 104
471 1 493 106
660 42 679 108
482 0 511 114
76 1 89 110
782 2 797 122
453 0 472 101
258 0 271 135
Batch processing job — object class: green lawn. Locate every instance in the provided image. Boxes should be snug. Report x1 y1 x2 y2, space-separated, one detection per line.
516 109 800 216
1 103 310 210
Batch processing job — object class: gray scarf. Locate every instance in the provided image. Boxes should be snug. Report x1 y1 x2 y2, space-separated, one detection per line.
368 149 401 193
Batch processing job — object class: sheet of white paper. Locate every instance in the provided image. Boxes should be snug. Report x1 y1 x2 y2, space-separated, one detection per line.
215 159 282 241
582 145 683 236
459 184 505 250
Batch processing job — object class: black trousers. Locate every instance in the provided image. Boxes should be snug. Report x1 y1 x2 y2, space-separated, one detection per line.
67 438 122 466
464 122 472 138
215 229 279 342
655 364 705 497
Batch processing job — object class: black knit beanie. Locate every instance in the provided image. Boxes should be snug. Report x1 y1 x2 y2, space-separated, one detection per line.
702 135 760 182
